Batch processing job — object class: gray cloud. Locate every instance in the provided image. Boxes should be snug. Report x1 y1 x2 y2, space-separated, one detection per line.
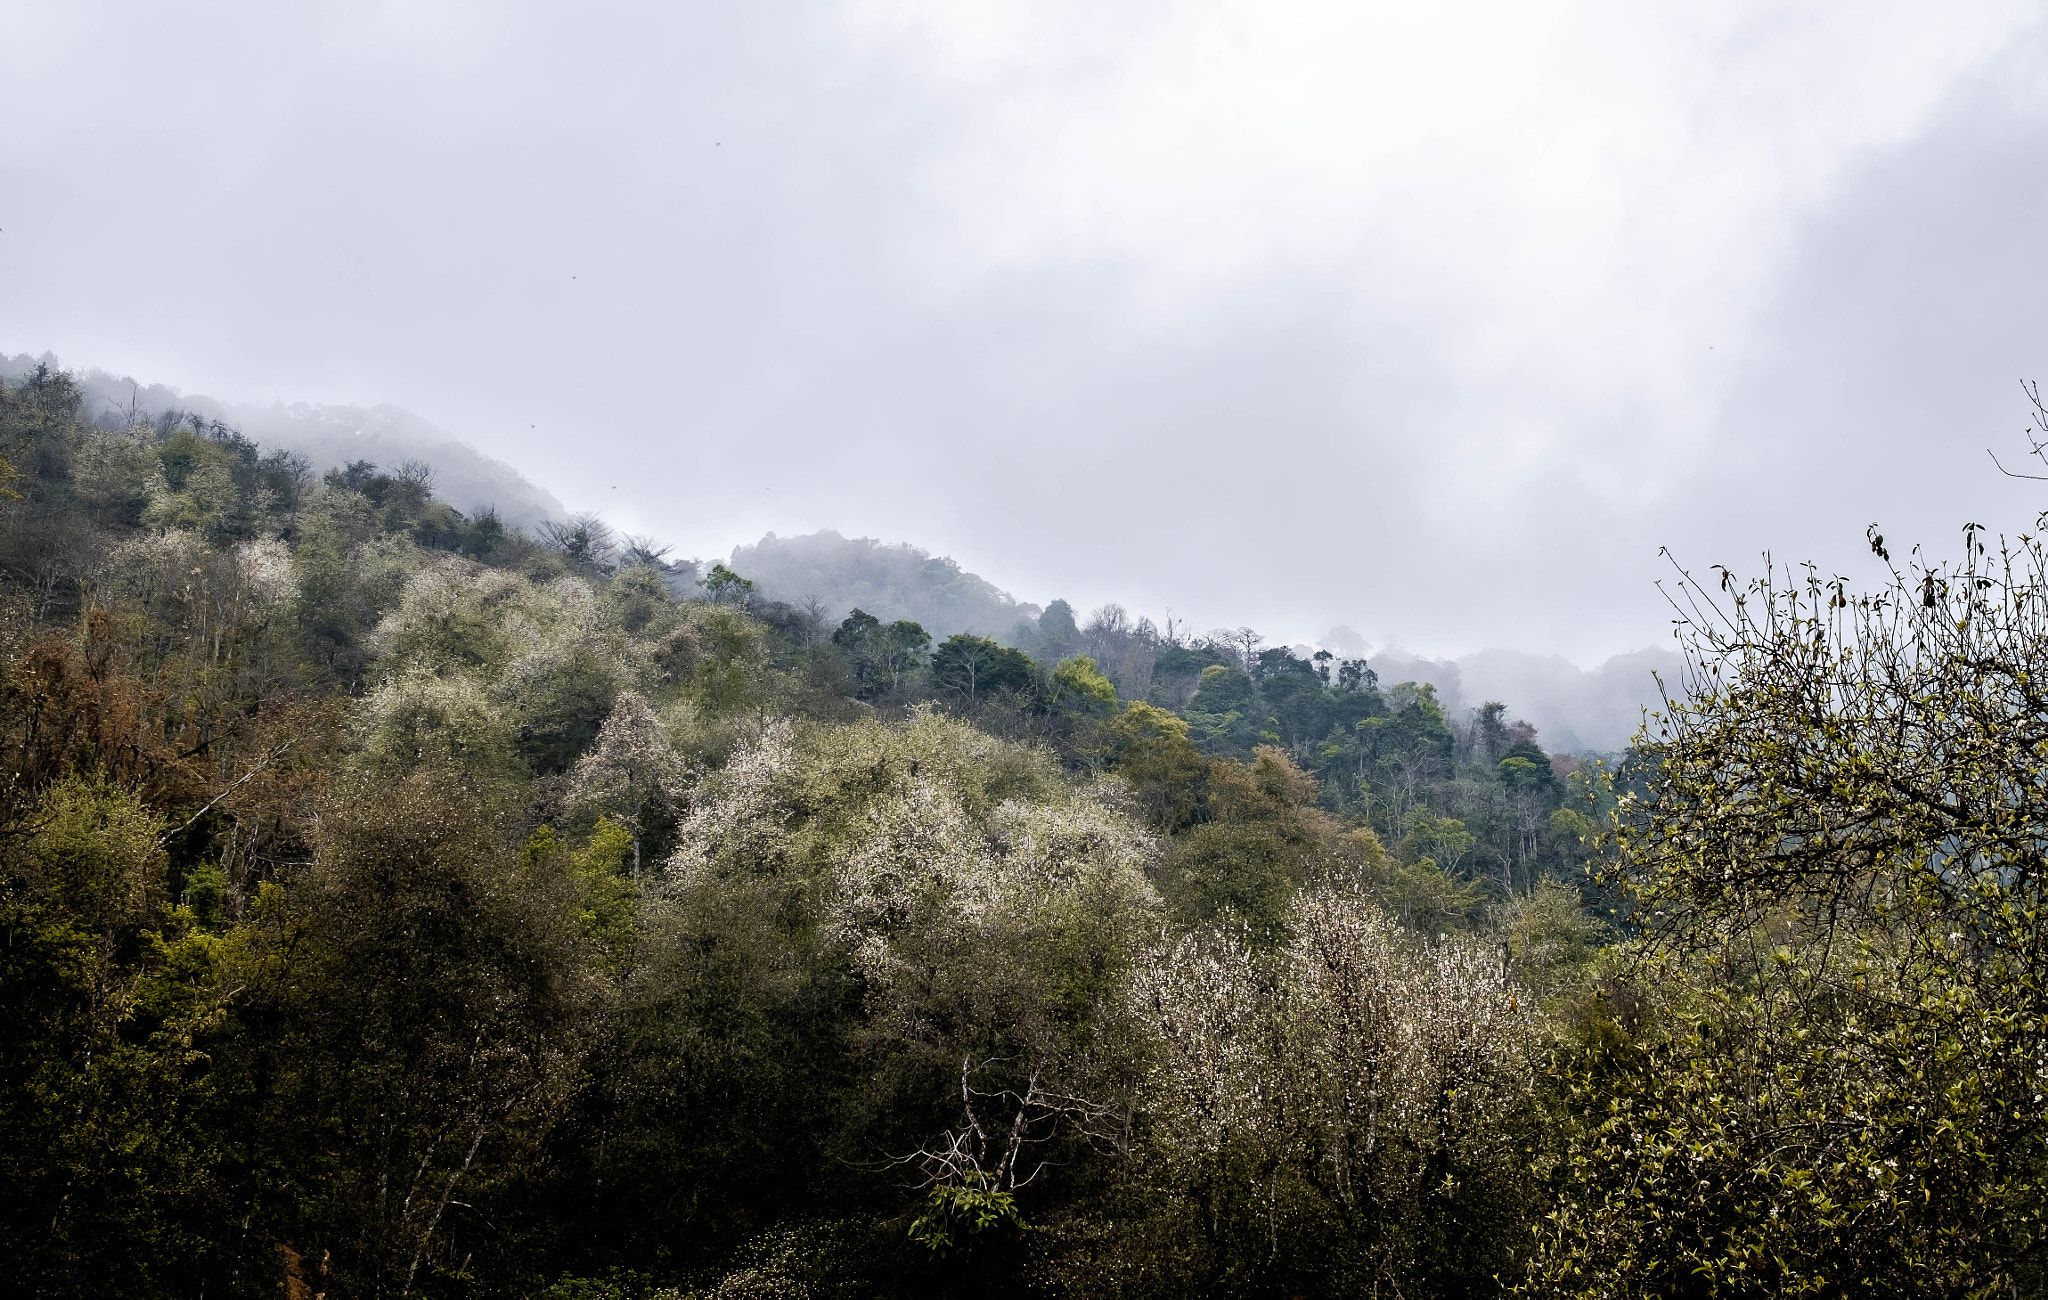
4 1 2046 670
1692 73 2048 576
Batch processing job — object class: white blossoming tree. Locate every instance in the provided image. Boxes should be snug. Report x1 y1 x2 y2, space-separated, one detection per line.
657 708 1161 1249
1124 885 1540 1294
564 690 690 876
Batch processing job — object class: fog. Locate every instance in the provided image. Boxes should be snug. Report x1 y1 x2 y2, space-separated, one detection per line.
6 1 2048 668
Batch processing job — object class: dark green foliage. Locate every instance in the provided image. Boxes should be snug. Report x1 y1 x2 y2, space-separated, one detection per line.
1146 639 1237 710
1034 597 1080 656
832 606 931 700
700 560 753 602
929 632 1036 704
1187 661 1253 714
212 769 590 1297
0 779 225 1300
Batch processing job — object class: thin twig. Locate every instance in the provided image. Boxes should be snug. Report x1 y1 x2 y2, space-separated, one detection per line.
1986 449 2048 482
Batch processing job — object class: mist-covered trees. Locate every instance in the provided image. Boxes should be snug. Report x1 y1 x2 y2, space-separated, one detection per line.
727 529 1040 638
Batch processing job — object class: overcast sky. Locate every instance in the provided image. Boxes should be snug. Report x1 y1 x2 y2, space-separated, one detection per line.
7 1 2048 663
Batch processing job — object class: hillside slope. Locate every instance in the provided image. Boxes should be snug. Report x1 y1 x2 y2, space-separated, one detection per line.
0 354 565 530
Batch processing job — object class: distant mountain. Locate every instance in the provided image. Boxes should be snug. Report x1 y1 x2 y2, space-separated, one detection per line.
1359 644 1683 753
726 527 1677 752
727 530 1043 640
0 355 565 530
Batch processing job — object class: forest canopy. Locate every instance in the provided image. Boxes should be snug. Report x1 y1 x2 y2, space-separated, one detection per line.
4 361 2046 1298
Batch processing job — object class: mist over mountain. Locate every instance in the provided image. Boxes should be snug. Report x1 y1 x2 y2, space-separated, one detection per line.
0 354 565 530
726 528 1673 754
726 529 1043 639
1 356 1709 1293
1351 644 1682 753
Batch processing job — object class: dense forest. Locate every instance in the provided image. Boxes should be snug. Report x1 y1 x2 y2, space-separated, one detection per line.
4 361 2046 1297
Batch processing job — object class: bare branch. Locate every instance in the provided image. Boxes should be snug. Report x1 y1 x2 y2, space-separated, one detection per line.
1986 448 2048 481
157 741 292 849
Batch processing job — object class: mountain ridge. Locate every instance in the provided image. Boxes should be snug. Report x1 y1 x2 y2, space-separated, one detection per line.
0 354 567 530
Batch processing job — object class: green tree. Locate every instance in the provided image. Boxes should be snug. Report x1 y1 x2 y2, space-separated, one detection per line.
1531 534 2048 1295
1049 655 1116 715
1035 598 1080 657
929 633 1036 704
1108 702 1208 832
0 777 227 1299
1356 682 1454 834
1160 747 1381 936
219 768 591 1297
833 607 932 699
700 560 754 604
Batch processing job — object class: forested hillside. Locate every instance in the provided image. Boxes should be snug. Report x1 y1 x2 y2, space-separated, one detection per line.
0 355 568 530
5 362 2046 1298
724 531 1675 752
